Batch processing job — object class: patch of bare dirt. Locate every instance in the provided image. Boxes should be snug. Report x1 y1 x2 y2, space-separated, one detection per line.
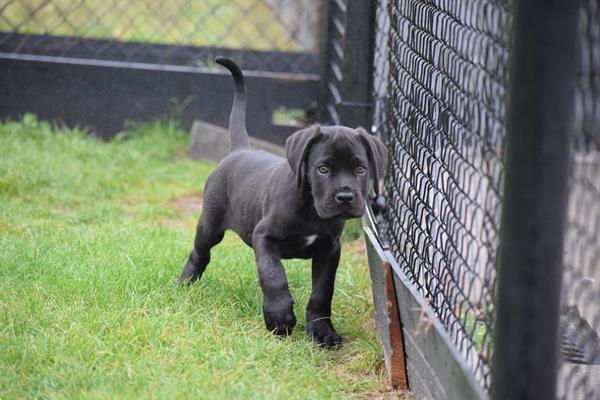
345 238 367 256
170 192 203 214
160 192 203 230
353 389 413 400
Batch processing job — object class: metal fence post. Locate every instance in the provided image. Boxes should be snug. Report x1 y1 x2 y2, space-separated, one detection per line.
319 0 376 127
337 0 376 128
491 1 580 399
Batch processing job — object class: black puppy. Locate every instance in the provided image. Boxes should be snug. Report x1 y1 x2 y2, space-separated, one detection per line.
180 57 387 348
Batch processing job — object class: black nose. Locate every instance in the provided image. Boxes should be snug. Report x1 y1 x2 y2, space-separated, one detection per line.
334 191 355 204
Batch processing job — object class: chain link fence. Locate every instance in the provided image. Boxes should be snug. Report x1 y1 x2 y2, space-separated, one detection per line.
371 0 600 397
558 1 600 399
372 0 511 391
371 0 390 136
0 0 323 73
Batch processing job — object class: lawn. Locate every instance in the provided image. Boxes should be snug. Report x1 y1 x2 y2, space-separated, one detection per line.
0 115 394 399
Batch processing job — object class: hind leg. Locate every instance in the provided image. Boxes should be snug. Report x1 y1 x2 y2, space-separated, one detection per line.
179 215 225 284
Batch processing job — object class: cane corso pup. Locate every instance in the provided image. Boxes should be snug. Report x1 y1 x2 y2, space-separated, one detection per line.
179 57 387 348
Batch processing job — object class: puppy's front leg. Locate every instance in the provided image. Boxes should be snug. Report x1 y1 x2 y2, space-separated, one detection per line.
306 242 342 348
253 226 297 336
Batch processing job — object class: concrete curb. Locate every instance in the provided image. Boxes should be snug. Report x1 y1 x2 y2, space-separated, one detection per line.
188 120 286 162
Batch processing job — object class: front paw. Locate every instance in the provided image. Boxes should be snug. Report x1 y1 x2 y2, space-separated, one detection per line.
263 297 297 336
306 318 343 349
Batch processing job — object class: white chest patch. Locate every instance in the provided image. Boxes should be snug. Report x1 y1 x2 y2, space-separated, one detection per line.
305 235 318 246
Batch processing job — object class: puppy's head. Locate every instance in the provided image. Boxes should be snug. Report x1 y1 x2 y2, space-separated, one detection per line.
285 125 387 220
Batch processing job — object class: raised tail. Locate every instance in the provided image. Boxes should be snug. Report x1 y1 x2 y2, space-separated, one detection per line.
215 57 250 151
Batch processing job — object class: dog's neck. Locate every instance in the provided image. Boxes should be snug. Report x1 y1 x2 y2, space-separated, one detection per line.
298 184 319 219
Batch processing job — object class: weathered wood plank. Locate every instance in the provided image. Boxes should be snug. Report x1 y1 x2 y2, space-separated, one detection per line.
364 224 409 390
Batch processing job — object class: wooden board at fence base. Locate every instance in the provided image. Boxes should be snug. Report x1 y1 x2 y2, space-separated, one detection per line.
383 260 408 388
364 225 408 389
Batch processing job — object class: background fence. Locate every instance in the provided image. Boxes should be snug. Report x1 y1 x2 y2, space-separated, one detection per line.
1 1 599 399
558 1 600 398
0 0 322 72
0 0 325 143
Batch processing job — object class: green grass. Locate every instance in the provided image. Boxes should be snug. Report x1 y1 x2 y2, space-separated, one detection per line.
0 115 391 399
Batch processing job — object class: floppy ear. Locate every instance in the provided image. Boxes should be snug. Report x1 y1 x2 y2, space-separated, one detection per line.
285 125 322 189
356 127 388 195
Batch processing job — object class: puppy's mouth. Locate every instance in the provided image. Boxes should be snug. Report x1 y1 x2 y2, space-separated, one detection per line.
316 201 365 220
337 210 363 219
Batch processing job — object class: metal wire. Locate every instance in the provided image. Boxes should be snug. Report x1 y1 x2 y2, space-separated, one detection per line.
557 1 600 399
371 0 390 137
373 0 512 390
0 0 323 73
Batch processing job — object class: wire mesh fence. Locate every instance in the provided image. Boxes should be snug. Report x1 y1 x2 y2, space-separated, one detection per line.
371 0 600 397
371 0 390 136
557 1 600 399
372 0 512 391
0 0 324 73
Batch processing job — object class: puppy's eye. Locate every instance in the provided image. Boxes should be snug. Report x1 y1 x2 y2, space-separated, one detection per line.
317 165 330 175
356 166 367 175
